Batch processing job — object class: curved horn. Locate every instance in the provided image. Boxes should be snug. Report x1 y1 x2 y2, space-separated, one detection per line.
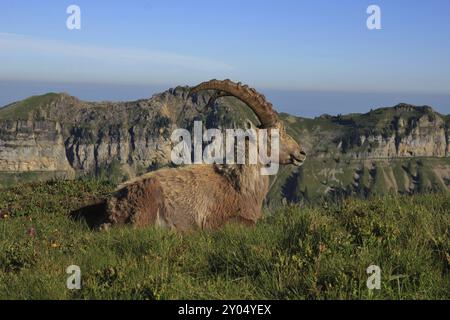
189 79 278 128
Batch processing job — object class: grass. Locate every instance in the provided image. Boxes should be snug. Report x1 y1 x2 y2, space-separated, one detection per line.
0 93 61 120
0 179 449 300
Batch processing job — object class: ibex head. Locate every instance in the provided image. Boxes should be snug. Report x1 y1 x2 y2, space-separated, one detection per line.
189 79 306 167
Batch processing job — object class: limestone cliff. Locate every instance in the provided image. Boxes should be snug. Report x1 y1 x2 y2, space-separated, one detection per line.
343 106 449 159
0 120 73 173
1 89 449 202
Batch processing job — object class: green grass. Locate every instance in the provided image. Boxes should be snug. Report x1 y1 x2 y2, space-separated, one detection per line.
0 171 71 189
0 179 449 300
0 93 61 120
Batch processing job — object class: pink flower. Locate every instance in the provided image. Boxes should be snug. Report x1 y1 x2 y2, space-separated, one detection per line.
27 227 36 237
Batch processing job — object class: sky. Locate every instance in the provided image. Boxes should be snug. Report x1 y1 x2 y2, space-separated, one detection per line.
0 0 450 117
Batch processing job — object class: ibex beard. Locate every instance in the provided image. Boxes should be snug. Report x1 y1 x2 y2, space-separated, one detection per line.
78 80 307 231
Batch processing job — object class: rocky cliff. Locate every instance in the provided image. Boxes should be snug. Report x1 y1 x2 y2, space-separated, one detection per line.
1 88 449 203
281 104 449 159
0 89 191 181
339 105 449 159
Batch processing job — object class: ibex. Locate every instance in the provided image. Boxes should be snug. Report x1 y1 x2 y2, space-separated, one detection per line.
91 80 306 231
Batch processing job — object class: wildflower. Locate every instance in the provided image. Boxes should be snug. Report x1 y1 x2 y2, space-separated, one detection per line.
27 227 37 237
319 242 327 254
0 210 10 219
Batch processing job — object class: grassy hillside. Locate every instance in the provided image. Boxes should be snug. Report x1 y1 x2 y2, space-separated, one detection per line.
0 179 448 299
268 158 450 206
0 93 62 120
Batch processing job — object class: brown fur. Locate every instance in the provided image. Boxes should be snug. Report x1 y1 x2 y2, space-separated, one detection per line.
103 164 268 231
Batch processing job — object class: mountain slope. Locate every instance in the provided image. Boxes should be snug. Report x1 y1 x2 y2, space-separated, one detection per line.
1 88 449 203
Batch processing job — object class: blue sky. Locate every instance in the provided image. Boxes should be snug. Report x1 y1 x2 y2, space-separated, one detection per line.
0 0 450 116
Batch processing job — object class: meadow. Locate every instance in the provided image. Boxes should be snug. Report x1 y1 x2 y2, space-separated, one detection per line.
0 179 449 299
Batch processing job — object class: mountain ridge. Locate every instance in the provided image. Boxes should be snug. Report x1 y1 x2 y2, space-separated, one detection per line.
1 87 449 203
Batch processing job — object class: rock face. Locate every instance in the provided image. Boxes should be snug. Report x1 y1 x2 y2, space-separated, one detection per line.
0 89 195 181
348 109 448 159
397 114 447 157
0 89 449 202
343 117 449 159
285 105 450 160
0 120 73 173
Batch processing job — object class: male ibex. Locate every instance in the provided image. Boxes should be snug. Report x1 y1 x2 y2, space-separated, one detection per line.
95 80 306 231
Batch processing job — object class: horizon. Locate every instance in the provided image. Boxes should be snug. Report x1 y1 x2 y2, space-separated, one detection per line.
1 1 450 116
1 80 450 118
